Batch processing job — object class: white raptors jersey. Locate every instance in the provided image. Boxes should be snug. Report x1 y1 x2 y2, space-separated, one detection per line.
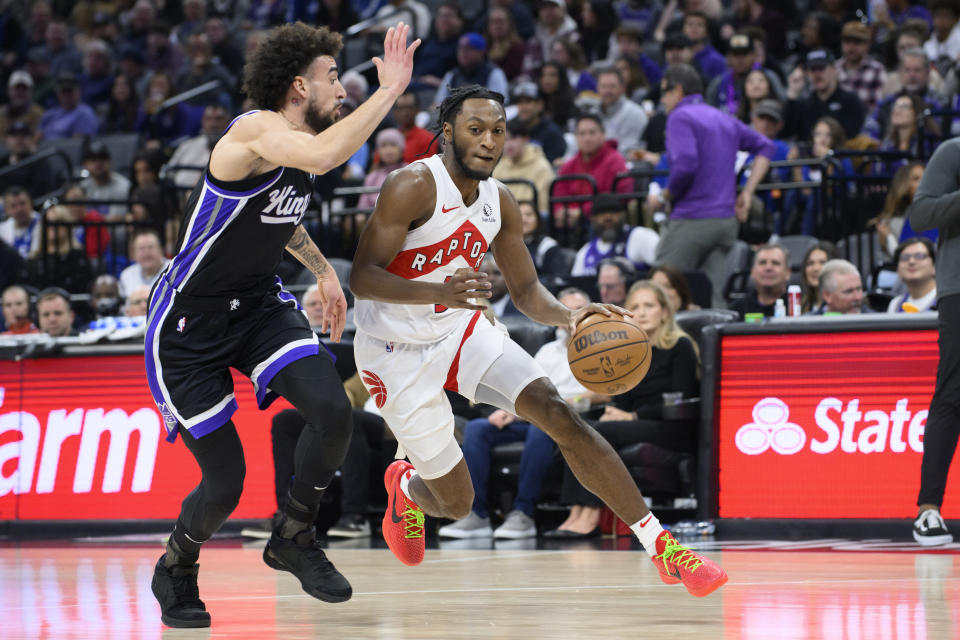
354 154 502 343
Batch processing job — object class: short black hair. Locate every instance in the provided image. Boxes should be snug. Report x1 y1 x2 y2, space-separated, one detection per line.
894 236 937 265
430 84 505 148
575 112 604 130
242 22 343 111
37 287 71 309
506 117 530 137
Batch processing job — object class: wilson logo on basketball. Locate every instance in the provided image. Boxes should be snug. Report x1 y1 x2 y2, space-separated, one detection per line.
573 329 630 353
360 370 388 409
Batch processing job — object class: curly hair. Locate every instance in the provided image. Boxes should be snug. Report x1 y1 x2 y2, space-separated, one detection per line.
242 22 343 111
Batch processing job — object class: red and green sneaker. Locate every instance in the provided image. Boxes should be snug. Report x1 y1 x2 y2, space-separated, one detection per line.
382 460 425 566
652 531 728 597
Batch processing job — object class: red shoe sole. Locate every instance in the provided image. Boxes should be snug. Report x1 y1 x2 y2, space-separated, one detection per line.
382 461 423 567
686 570 728 598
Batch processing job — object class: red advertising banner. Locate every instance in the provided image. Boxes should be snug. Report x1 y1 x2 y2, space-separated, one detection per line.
0 355 286 520
715 329 960 519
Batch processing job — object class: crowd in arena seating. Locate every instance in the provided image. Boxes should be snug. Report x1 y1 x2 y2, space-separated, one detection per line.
0 0 950 533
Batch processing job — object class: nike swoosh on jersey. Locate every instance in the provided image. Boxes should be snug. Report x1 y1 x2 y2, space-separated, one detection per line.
441 204 459 213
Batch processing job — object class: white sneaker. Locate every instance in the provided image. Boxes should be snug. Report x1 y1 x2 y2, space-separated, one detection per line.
438 512 493 538
913 509 954 546
493 510 537 539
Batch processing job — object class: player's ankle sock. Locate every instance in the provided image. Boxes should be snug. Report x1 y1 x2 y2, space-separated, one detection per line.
164 529 200 568
280 490 320 539
630 513 665 558
399 468 418 503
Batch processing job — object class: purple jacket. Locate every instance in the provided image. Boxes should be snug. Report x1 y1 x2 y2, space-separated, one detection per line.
666 95 775 220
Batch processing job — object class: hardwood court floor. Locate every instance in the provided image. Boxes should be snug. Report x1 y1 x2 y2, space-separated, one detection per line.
1 538 958 639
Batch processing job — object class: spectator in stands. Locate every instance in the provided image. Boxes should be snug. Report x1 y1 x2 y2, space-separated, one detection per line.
38 71 99 140
245 0 289 29
728 0 789 59
98 73 142 135
867 49 945 140
117 47 150 100
734 69 776 124
314 0 361 33
411 2 464 90
167 103 230 190
0 186 40 259
519 200 563 275
524 0 580 76
175 32 236 109
372 0 432 40
482 0 536 41
120 0 157 53
145 22 186 78
124 284 151 317
800 241 840 313
596 256 637 305
41 20 82 79
925 0 960 68
811 259 867 314
203 17 245 79
536 62 578 132
649 264 700 312
438 287 591 540
683 11 727 83
36 287 75 337
596 66 648 158
512 81 567 163
614 55 651 106
551 38 597 94
78 39 114 111
874 0 933 31
119 228 169 297
78 141 132 220
879 93 927 161
546 280 700 538
784 49 865 141
0 285 40 335
137 71 199 146
888 237 938 312
571 194 659 276
708 33 784 118
433 33 509 106
17 1 52 58
492 118 555 214
613 26 662 89
1 122 60 199
390 91 436 164
836 21 887 112
872 161 927 260
358 128 406 210
650 64 774 308
789 116 855 235
553 113 631 227
0 238 27 295
28 205 93 294
729 243 791 318
62 184 111 259
90 274 121 319
0 71 44 137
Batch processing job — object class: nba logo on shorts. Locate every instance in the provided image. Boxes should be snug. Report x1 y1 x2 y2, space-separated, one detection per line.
177 317 186 333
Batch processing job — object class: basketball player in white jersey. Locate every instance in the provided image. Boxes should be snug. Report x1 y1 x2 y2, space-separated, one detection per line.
350 86 728 597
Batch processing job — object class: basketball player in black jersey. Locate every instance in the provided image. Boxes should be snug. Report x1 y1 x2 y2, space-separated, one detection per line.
145 23 419 628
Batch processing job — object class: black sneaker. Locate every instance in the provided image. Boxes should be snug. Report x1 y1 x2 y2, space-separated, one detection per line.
151 556 211 628
263 527 353 602
328 514 372 538
913 509 954 546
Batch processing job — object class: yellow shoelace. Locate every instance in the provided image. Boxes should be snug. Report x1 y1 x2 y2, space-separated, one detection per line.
404 505 425 539
658 534 702 573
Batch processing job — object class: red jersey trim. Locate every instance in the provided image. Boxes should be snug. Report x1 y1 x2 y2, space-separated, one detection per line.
444 310 482 393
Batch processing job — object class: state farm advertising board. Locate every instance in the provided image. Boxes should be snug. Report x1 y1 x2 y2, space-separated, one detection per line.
0 355 283 520
715 329 956 519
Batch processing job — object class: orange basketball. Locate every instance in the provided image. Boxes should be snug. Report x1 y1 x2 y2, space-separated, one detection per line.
567 312 651 395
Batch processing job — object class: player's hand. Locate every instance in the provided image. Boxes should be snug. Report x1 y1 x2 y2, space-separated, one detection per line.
317 274 348 342
489 409 517 429
735 190 752 223
567 303 631 335
372 23 421 97
438 268 491 310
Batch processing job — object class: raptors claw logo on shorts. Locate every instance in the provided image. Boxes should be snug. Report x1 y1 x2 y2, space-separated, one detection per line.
361 370 388 408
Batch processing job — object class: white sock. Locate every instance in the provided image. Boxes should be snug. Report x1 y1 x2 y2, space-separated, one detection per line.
631 513 665 557
399 468 418 502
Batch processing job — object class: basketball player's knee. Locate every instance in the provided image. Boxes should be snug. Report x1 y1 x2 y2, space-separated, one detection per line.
207 460 245 513
302 391 353 437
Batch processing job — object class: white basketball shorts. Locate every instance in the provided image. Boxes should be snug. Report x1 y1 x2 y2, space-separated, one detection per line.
354 310 547 479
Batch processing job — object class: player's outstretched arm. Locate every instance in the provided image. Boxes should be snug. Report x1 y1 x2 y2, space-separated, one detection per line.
494 184 629 330
233 25 420 177
286 225 347 341
350 167 491 309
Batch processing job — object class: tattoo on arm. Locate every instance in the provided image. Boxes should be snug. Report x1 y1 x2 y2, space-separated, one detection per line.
286 225 329 278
